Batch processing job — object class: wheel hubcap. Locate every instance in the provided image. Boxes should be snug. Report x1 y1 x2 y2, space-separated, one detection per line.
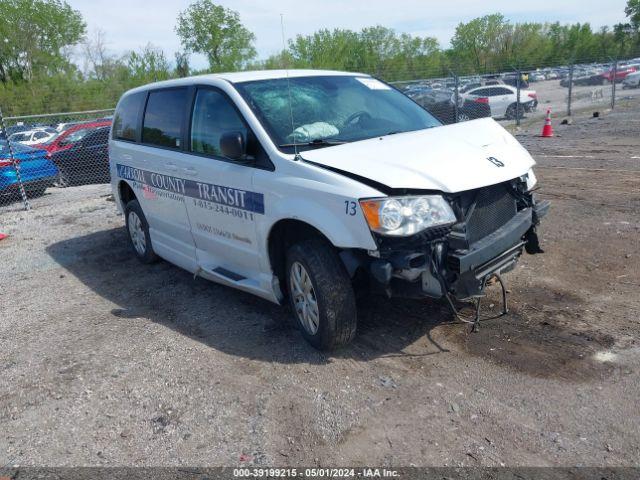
290 261 319 335
128 211 146 256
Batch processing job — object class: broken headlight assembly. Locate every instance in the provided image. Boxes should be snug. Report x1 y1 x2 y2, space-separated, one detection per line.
521 168 537 191
360 195 456 236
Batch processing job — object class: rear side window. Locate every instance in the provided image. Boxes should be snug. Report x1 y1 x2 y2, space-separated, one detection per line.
113 92 145 141
142 88 188 149
471 88 491 96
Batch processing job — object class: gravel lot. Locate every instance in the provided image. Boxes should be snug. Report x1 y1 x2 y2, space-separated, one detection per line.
1 99 639 468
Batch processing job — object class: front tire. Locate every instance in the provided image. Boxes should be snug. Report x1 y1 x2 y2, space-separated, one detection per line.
124 199 158 264
285 238 357 350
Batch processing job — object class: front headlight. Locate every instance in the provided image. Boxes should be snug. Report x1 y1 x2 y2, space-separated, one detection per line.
360 195 456 236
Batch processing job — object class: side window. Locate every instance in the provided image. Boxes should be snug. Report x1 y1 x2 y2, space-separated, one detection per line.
142 88 188 149
496 88 512 95
190 89 248 158
113 91 145 141
33 131 48 140
471 88 491 97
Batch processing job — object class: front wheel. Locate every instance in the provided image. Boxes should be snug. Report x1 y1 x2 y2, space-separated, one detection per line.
124 199 158 264
285 238 357 350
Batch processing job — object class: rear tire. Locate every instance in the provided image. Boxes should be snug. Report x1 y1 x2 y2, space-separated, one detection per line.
56 169 71 188
285 238 357 350
124 199 159 264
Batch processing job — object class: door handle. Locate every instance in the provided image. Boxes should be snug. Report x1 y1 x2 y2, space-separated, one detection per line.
183 167 198 176
121 153 132 160
165 163 178 171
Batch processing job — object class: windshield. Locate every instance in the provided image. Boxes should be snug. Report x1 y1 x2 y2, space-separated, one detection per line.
234 75 441 152
59 128 91 145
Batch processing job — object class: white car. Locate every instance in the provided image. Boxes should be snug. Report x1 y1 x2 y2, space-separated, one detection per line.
622 71 640 89
462 85 537 119
110 70 548 350
9 128 57 146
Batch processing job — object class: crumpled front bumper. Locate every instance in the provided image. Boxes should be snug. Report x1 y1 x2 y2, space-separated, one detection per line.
360 198 550 301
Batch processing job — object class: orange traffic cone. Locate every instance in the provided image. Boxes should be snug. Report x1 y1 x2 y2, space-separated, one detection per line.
541 109 554 137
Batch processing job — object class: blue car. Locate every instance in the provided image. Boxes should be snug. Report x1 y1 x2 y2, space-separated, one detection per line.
0 139 59 198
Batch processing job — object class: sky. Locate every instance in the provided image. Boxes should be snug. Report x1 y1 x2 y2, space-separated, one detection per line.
67 0 630 69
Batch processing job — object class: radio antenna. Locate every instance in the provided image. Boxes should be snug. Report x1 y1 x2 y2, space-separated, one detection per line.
280 13 299 160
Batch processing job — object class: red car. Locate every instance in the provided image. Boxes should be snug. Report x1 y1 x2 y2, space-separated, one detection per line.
601 66 637 84
42 120 112 156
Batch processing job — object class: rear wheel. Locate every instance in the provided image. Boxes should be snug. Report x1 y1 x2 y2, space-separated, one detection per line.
56 169 71 188
124 199 158 264
505 103 524 120
285 238 357 350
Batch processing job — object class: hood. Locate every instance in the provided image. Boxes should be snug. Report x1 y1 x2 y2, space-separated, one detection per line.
301 118 536 193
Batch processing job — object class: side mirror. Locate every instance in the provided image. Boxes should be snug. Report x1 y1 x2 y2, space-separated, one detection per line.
220 131 245 160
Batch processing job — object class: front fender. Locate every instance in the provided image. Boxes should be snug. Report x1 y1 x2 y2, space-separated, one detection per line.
266 194 378 251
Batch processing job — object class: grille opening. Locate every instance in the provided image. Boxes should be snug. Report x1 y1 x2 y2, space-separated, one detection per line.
465 184 517 244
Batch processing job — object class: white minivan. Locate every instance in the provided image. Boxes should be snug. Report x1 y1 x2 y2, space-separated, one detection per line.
110 70 548 350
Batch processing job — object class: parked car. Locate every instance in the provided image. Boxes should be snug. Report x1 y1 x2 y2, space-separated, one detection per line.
0 140 58 198
411 89 491 123
528 72 546 82
501 74 530 89
601 66 637 84
110 70 548 350
622 71 640 89
461 85 537 119
560 73 603 87
8 128 57 146
50 126 111 187
42 120 112 156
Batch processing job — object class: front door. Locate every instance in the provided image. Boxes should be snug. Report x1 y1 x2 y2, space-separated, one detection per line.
182 87 264 283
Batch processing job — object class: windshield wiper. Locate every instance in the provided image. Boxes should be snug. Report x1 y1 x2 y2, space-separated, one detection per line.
279 138 348 148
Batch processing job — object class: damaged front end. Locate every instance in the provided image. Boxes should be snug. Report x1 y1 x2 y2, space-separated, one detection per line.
347 176 549 327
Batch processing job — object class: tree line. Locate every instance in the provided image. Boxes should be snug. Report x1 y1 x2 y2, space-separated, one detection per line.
1 0 639 116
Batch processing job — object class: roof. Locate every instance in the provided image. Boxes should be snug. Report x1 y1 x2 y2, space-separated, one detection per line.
209 69 365 83
123 69 367 96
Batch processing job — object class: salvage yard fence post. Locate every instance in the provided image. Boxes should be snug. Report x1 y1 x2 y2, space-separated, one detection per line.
515 68 522 127
451 69 460 123
0 107 31 211
611 59 618 110
567 63 574 117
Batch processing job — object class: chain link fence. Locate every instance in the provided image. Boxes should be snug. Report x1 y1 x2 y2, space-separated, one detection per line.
0 108 114 212
391 58 640 128
1 56 639 213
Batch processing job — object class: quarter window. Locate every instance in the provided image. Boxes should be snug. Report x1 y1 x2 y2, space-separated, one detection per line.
113 91 145 141
190 89 248 158
142 88 188 149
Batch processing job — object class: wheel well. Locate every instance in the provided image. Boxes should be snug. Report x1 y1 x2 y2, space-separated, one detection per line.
268 219 333 295
118 181 137 209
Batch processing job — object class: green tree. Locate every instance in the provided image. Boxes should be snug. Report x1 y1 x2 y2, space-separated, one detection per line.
174 51 190 77
0 0 85 83
175 0 256 72
449 14 511 73
626 0 640 30
125 43 171 82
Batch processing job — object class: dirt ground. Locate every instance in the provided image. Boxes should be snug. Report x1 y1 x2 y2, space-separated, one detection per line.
1 100 639 468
